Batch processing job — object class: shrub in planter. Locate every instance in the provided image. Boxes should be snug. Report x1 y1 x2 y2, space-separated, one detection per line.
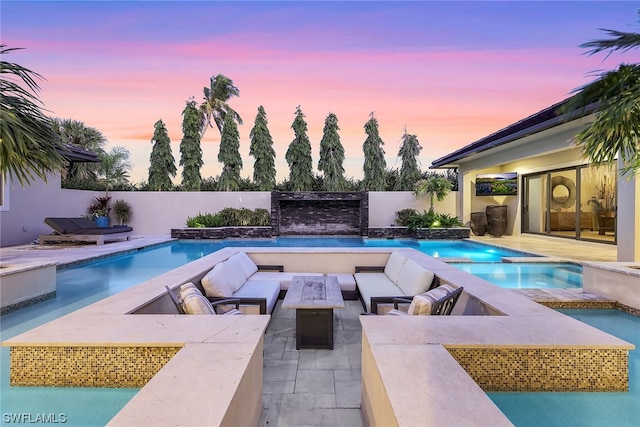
395 208 419 226
185 208 270 227
251 208 271 226
112 199 132 225
406 210 463 230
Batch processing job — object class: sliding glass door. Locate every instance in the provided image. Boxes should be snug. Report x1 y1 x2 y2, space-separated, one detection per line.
522 165 616 243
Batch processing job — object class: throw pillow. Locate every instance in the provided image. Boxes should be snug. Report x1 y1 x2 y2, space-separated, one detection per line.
182 293 216 315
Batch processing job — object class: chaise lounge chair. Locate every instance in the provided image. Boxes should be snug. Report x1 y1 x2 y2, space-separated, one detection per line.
39 217 133 246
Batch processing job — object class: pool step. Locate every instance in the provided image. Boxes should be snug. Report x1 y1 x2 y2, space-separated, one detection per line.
511 288 618 309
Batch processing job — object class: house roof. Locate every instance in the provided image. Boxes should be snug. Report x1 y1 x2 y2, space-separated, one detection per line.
59 144 99 163
430 98 598 169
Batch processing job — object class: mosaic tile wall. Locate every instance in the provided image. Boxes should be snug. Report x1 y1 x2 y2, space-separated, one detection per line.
10 346 181 387
447 347 628 392
1 291 56 315
537 300 618 309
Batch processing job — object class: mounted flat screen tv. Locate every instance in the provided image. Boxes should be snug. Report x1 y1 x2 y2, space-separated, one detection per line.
475 173 518 196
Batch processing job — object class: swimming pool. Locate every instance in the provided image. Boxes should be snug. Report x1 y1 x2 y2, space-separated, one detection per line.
489 308 640 427
450 262 583 289
178 237 532 262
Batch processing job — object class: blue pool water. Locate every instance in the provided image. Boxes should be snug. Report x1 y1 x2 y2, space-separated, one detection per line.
489 309 640 427
179 237 531 261
450 262 582 289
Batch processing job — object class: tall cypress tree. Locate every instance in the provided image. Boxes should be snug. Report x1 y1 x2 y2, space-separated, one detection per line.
249 106 276 190
285 106 314 191
362 112 387 191
318 112 346 191
179 100 203 191
395 128 422 191
148 119 176 191
218 113 242 191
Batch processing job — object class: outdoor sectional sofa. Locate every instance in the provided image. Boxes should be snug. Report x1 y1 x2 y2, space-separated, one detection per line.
39 217 133 245
188 251 358 315
355 250 440 314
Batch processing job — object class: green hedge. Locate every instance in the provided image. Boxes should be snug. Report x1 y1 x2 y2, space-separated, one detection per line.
186 208 270 228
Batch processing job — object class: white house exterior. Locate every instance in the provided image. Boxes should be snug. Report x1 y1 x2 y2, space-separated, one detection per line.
431 99 640 262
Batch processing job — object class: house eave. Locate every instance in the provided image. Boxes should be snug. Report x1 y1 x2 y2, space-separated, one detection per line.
431 100 598 169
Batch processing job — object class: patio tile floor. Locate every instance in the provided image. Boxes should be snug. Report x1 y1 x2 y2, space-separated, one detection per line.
259 299 365 427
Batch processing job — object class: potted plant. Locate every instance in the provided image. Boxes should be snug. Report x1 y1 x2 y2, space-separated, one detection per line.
112 199 132 226
87 196 111 228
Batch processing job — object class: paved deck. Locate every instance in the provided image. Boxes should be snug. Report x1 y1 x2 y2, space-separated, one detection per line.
260 300 365 426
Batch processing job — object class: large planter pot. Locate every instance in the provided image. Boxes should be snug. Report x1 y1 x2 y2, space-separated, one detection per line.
485 205 508 237
94 216 110 228
470 212 488 236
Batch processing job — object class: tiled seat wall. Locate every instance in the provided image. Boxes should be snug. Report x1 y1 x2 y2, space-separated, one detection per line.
447 347 629 392
10 346 181 387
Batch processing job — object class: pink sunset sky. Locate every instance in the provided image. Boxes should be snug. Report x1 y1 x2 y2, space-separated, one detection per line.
3 1 638 184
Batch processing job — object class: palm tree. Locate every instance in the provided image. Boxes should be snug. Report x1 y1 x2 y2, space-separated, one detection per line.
97 146 132 197
0 44 66 185
563 12 640 177
200 74 242 136
414 174 453 214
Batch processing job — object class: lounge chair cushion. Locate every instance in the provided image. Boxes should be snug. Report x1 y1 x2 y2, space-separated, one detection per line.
201 263 234 298
231 252 258 278
71 217 101 229
182 293 216 315
396 259 434 296
44 218 82 234
44 217 133 234
224 256 248 292
407 284 456 315
384 251 407 284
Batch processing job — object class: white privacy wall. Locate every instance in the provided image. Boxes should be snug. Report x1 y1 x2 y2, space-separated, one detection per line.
1 181 458 247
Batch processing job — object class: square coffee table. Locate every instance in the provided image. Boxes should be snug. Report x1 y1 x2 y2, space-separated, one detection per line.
282 276 344 350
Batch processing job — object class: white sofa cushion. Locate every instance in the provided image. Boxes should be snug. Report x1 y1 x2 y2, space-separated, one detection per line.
354 272 402 312
384 251 407 284
250 272 323 290
396 259 434 296
326 273 356 291
231 252 258 278
407 284 456 315
201 263 234 298
235 279 280 314
224 256 248 292
182 293 216 315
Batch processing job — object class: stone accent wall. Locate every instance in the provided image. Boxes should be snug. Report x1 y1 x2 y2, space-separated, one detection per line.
368 227 470 240
10 346 181 387
171 227 273 239
271 191 369 236
447 347 629 392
